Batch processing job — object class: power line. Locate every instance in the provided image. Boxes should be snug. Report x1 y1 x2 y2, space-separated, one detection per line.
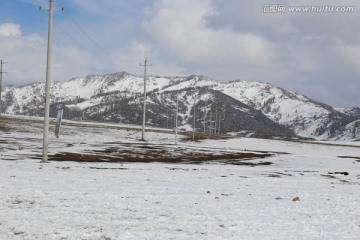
62 11 139 69
42 2 144 73
65 12 110 58
55 22 84 50
54 22 134 70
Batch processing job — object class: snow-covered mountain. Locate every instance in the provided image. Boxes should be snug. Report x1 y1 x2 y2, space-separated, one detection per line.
217 81 359 140
1 72 359 141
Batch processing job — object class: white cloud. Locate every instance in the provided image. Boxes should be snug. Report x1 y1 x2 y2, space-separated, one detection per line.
2 1 360 107
0 22 109 86
142 0 275 68
0 23 21 37
0 32 46 85
336 42 360 75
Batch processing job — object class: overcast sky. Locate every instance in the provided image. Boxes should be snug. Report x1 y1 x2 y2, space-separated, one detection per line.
0 0 359 107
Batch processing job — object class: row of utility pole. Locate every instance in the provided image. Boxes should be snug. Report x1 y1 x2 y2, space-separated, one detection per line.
203 109 222 135
162 93 223 141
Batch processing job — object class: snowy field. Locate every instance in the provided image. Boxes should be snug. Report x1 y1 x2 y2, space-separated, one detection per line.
1 114 360 239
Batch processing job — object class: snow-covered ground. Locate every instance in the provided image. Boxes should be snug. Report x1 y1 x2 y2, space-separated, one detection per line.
1 115 360 239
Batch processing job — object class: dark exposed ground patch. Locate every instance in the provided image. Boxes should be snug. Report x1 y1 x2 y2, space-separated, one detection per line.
262 171 292 178
273 171 292 176
48 143 275 166
328 171 349 176
0 123 12 132
265 174 282 178
338 156 360 160
321 174 338 179
89 167 129 170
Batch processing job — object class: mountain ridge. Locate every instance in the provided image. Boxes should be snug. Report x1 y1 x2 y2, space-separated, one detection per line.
1 72 359 141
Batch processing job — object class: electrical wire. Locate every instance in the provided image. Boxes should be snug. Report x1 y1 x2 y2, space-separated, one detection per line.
37 1 148 73
55 21 137 70
61 10 141 68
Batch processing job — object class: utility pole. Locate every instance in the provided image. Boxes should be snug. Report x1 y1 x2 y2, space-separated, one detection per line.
203 100 206 133
40 1 63 162
0 60 7 116
218 114 221 135
166 108 169 129
175 92 178 145
42 0 54 163
214 109 217 135
209 111 212 135
218 107 224 135
192 79 197 141
140 58 151 141
192 98 196 141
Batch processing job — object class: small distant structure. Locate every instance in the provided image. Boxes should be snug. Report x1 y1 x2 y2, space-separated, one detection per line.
55 105 63 138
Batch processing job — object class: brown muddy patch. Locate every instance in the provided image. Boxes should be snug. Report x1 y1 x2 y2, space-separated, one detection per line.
338 156 360 160
48 143 276 166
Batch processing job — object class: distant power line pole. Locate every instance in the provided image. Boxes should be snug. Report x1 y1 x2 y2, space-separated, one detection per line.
218 114 221 135
192 80 197 141
140 58 152 141
192 98 196 141
0 60 7 116
209 111 212 135
214 109 218 135
175 92 179 145
203 100 207 133
166 108 169 129
218 110 222 135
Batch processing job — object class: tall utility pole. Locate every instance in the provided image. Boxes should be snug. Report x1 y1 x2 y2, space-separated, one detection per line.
140 58 151 141
42 0 54 163
175 92 179 145
0 60 7 116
